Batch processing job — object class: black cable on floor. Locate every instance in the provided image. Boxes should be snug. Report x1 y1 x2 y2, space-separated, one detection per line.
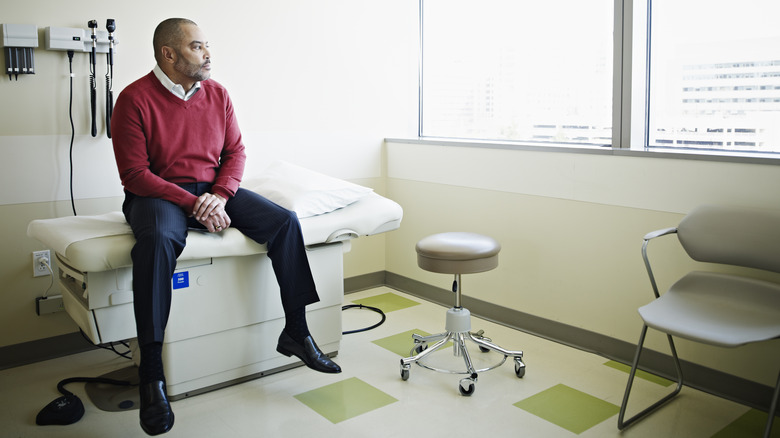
341 304 386 334
78 329 132 360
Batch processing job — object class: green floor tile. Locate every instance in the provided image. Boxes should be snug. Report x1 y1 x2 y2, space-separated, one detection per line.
294 377 398 424
372 329 433 357
712 409 780 438
514 384 620 434
350 292 421 313
603 360 675 387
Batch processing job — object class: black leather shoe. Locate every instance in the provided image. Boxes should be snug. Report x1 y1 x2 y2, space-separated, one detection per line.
139 380 174 436
277 330 342 374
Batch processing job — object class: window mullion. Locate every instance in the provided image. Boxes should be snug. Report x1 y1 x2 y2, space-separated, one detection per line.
613 0 633 149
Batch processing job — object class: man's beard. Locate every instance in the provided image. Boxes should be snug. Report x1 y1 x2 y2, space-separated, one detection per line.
174 55 210 82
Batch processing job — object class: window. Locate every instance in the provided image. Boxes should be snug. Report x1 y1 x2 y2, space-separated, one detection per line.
647 0 780 154
420 0 780 156
420 0 614 147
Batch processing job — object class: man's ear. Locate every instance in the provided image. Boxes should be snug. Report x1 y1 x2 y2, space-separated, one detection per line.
160 46 176 64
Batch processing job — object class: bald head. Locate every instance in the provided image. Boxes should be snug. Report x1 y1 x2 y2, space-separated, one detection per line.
153 18 197 64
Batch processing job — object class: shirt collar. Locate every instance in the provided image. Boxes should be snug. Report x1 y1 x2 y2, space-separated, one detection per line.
153 64 202 101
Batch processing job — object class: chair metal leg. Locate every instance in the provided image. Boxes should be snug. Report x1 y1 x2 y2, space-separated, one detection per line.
764 369 780 438
618 325 684 430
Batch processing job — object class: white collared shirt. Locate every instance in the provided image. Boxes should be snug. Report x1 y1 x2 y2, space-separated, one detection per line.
153 64 201 101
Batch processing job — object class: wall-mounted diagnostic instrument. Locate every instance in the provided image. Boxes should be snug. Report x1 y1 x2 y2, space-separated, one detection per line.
105 19 115 139
43 20 118 215
44 24 116 53
1 23 38 80
88 20 98 137
45 21 118 138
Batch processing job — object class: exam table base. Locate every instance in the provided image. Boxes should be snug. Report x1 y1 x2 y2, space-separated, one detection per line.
85 349 339 411
83 306 342 409
57 243 345 404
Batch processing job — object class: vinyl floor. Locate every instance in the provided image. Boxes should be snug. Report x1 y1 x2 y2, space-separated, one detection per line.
1 287 776 438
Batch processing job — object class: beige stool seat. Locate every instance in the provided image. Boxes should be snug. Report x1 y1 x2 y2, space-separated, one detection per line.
401 232 525 396
416 232 500 274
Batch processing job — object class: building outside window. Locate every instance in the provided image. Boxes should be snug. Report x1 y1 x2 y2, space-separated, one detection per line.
648 0 780 153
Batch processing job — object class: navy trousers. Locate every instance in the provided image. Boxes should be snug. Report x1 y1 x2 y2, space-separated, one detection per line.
123 183 320 347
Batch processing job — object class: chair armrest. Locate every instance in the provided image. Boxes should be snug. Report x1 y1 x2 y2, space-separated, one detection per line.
644 227 677 241
642 227 677 299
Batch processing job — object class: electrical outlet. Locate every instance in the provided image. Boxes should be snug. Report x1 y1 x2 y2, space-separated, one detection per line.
32 250 51 277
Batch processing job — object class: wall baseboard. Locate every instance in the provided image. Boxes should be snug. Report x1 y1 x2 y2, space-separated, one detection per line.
0 332 96 371
3 270 776 415
344 271 389 294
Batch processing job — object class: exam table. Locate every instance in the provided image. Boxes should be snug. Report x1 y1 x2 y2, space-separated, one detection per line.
27 176 402 401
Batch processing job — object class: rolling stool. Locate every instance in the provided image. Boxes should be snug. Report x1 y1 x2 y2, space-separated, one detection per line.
400 232 525 396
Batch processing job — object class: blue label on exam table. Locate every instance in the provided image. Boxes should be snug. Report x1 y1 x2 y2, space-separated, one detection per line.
173 272 189 289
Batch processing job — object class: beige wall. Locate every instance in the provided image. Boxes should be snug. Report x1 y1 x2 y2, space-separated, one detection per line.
1 0 418 347
385 140 780 387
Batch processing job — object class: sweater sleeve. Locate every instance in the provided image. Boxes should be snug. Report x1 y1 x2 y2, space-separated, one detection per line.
211 91 246 200
111 79 199 212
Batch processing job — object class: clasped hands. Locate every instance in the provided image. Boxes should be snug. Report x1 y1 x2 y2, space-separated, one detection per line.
192 193 230 233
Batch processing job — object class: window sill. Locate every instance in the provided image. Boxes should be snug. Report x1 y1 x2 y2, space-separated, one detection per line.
385 137 780 167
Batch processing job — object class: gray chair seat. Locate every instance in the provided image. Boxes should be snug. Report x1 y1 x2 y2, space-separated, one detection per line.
640 271 780 347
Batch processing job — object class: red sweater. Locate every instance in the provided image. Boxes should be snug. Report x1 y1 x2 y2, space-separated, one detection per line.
111 72 246 213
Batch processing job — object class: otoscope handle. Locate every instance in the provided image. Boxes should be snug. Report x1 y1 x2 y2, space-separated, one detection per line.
106 78 113 139
90 77 97 137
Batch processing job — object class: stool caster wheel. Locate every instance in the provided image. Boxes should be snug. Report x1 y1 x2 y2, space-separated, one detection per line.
473 330 491 353
459 374 477 396
514 358 526 378
400 363 411 381
412 342 427 355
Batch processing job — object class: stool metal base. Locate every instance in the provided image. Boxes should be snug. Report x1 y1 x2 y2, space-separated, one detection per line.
400 306 525 396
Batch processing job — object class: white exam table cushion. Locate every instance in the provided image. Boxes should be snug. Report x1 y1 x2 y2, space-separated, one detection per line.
27 192 402 273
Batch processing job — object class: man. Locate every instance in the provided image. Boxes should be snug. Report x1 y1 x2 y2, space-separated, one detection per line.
111 18 341 436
